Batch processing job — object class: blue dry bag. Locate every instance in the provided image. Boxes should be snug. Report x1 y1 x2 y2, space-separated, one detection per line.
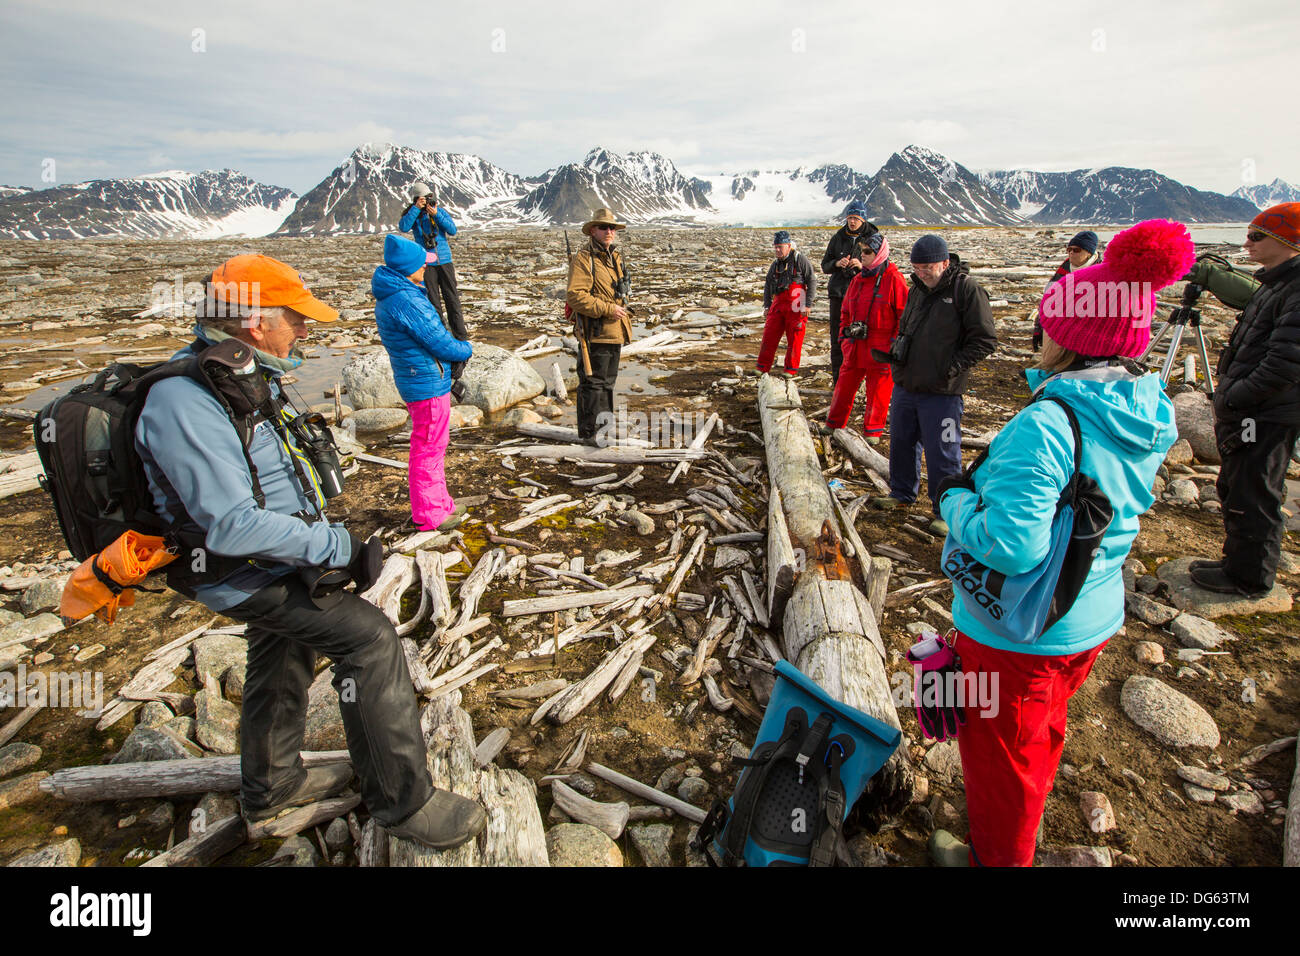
693 660 902 866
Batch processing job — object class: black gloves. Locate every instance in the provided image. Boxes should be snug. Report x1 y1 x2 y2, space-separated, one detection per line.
347 532 384 592
936 473 975 500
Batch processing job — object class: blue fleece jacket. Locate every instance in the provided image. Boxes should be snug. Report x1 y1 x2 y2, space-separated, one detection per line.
372 266 473 403
939 365 1177 656
398 204 457 265
134 327 353 611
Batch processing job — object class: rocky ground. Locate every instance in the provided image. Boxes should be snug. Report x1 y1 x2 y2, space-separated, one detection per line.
0 227 1296 868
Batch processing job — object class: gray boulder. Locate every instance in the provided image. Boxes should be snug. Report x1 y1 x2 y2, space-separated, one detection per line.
7 838 81 867
1157 557 1292 618
1171 615 1235 650
1172 391 1219 464
545 823 622 867
192 632 247 684
351 407 410 434
627 823 674 867
113 725 203 763
458 344 545 414
0 613 63 648
304 670 346 752
1120 676 1220 748
19 576 68 615
341 349 403 409
194 680 240 754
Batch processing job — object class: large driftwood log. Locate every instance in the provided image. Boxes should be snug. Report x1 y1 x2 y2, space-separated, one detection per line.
39 750 350 802
757 374 911 823
389 691 548 867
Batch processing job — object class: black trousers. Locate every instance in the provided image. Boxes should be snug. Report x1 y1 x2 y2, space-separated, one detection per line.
829 292 844 384
423 263 468 380
576 342 621 440
1215 417 1300 590
221 574 433 825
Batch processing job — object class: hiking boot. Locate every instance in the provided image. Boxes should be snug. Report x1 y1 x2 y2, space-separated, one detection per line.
388 789 486 850
928 518 950 537
435 505 468 532
243 763 354 823
863 435 882 446
1188 564 1269 598
1188 558 1222 574
929 829 970 867
871 496 906 511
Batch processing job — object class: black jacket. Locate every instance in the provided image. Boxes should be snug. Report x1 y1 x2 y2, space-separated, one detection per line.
763 251 817 311
821 224 878 300
891 255 997 395
1215 255 1300 425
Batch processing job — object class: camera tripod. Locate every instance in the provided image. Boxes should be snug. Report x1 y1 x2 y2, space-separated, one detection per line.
1140 281 1215 395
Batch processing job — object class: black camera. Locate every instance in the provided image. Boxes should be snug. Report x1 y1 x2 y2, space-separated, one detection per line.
843 322 870 341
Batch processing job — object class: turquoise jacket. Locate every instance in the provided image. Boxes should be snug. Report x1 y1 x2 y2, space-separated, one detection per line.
939 364 1177 656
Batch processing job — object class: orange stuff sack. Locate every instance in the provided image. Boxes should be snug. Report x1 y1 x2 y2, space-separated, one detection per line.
59 530 177 625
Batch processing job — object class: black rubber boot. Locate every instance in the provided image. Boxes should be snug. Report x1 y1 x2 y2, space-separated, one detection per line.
243 763 354 823
388 790 487 850
1188 564 1269 598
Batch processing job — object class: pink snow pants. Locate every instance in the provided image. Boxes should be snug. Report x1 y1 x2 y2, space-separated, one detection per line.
407 395 455 531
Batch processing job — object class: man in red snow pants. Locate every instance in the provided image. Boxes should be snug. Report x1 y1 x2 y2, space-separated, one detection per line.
757 230 817 375
825 232 908 439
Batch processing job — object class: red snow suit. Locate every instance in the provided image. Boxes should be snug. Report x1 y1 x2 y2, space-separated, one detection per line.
826 263 908 433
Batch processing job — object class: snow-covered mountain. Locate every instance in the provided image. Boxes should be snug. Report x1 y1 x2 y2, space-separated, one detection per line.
516 147 711 224
859 146 1024 226
981 166 1259 223
0 170 295 239
693 167 846 225
691 148 1022 226
0 185 31 201
1232 178 1300 209
276 143 531 235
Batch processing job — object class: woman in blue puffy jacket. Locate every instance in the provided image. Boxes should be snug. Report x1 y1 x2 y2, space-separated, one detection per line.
372 234 473 532
400 183 467 382
927 219 1195 867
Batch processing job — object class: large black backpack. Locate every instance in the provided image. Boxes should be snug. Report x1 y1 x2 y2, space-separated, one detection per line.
33 342 267 594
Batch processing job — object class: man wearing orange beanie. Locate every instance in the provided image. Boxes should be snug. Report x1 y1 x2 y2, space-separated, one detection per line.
1192 202 1300 597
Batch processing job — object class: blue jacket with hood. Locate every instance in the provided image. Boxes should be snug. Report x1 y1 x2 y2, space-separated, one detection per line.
398 204 457 265
939 364 1177 656
372 265 473 403
134 326 354 612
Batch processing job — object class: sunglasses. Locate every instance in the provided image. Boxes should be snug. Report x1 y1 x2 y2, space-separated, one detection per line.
594 224 618 232
1246 231 1268 243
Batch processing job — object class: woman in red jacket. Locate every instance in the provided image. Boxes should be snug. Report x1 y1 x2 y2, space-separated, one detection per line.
824 233 909 441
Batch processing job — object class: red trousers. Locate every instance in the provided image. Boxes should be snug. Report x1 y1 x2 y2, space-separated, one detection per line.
756 285 807 373
826 340 893 433
952 630 1107 867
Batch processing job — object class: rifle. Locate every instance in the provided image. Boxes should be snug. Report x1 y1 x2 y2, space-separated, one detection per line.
566 230 594 376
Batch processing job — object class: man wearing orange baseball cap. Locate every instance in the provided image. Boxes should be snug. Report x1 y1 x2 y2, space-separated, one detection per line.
133 253 485 849
1193 203 1300 598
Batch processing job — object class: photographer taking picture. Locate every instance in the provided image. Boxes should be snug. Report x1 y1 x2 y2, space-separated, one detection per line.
871 235 996 536
400 183 469 398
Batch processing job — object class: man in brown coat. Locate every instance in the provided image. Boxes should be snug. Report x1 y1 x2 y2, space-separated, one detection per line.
567 206 632 443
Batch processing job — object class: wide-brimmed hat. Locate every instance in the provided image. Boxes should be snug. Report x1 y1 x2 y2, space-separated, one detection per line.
582 207 627 236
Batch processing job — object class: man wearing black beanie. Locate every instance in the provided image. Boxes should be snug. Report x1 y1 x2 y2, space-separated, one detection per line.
872 234 997 535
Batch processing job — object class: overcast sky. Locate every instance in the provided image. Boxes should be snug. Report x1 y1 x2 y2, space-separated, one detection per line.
1 0 1295 196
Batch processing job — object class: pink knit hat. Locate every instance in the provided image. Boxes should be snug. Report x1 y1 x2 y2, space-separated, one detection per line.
1038 219 1196 358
